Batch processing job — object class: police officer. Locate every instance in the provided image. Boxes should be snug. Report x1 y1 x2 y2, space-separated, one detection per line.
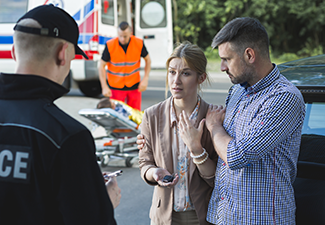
0 5 119 225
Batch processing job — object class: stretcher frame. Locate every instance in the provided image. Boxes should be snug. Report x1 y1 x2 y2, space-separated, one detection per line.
78 108 140 167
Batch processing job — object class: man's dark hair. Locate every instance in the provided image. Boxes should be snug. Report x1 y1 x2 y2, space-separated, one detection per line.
212 17 270 58
118 21 130 31
97 97 113 109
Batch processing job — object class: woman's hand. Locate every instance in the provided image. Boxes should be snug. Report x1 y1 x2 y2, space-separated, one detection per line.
178 110 205 154
150 167 179 187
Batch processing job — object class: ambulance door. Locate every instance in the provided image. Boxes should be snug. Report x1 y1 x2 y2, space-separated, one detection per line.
116 0 132 25
135 0 173 69
97 0 119 52
98 0 132 44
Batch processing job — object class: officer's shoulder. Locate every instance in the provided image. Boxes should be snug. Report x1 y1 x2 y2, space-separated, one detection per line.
35 101 90 147
44 102 87 134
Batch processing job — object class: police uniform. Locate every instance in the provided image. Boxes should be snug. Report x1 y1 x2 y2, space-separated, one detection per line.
0 73 116 225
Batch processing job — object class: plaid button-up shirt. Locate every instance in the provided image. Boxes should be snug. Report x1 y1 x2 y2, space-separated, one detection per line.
207 65 306 225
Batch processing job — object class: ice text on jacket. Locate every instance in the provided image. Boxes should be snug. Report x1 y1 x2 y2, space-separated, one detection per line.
0 145 32 183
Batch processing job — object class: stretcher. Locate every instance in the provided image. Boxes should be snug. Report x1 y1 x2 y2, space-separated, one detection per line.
78 108 140 167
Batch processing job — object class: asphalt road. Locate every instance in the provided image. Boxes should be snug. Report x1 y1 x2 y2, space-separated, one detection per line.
54 70 232 224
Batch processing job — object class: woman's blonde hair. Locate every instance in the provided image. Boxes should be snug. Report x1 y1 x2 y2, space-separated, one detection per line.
165 41 210 98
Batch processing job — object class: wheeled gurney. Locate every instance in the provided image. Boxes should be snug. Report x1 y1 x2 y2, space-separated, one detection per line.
78 108 140 167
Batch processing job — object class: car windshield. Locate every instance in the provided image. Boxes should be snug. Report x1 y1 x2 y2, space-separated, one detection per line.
278 54 325 86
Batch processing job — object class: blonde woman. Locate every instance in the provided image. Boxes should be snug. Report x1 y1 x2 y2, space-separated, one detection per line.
138 41 217 225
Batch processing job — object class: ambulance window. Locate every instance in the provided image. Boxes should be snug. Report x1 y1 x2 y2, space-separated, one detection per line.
102 0 115 25
140 0 166 28
0 0 28 23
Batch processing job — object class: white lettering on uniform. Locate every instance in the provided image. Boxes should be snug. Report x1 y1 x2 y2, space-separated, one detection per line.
0 149 29 179
0 150 13 177
14 152 29 179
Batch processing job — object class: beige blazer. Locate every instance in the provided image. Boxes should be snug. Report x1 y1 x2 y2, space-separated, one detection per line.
139 97 218 225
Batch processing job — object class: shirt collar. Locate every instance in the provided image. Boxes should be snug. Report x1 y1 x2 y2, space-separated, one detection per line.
0 73 68 101
242 63 280 94
170 96 201 128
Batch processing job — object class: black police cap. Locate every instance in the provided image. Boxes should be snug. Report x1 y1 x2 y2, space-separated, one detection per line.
13 4 88 59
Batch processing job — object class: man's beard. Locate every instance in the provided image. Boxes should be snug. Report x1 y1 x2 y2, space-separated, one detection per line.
228 61 254 85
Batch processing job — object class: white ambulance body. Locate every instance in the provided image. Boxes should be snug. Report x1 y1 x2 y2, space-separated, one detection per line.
0 0 173 96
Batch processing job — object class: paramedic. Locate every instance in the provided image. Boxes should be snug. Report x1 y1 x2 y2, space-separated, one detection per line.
98 21 151 110
0 5 119 225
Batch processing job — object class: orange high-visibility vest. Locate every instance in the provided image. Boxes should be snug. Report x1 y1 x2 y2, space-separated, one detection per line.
105 36 143 89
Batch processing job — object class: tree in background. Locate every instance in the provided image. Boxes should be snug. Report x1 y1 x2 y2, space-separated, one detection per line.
172 0 325 59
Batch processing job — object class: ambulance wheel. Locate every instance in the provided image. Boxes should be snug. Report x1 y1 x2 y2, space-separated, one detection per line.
125 157 133 167
77 80 101 97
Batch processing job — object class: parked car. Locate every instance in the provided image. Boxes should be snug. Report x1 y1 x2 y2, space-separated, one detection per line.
278 54 325 225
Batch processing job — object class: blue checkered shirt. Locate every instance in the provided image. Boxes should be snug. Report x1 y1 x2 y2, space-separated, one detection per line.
207 65 305 225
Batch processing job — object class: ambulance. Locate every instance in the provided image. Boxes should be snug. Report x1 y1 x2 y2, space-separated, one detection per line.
0 0 173 96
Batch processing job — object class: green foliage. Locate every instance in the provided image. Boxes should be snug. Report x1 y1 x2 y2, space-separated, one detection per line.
278 53 300 63
172 0 325 58
297 38 324 57
204 47 218 60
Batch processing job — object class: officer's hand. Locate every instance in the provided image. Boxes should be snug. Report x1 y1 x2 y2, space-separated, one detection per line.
105 176 121 209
